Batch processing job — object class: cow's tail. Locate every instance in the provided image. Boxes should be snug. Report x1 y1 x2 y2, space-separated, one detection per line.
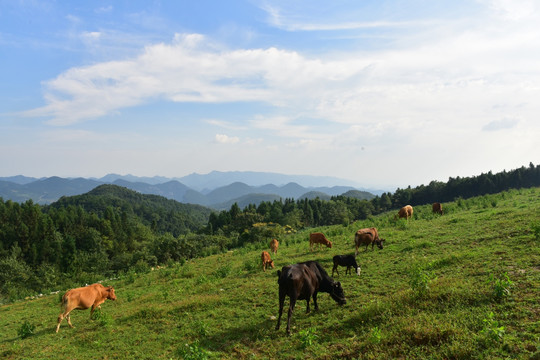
59 293 68 310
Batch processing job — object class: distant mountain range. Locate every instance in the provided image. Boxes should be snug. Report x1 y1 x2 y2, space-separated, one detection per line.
0 172 379 209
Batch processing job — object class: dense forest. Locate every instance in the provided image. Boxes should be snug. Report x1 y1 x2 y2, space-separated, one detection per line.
1 163 539 302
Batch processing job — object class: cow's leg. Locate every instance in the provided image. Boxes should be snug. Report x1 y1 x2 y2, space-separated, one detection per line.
305 296 311 314
313 292 319 311
66 313 74 328
56 312 64 333
332 263 338 277
275 290 286 331
56 303 75 333
286 296 297 335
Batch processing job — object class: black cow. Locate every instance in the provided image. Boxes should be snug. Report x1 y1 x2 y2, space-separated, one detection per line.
275 260 346 334
332 255 361 277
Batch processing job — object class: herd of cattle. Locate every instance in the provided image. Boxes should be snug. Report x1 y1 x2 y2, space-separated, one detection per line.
55 203 443 334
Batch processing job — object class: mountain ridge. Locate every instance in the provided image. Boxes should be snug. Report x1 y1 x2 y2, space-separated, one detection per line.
0 172 378 208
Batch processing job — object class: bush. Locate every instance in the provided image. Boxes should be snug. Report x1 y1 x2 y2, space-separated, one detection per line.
213 264 232 278
17 321 36 339
408 263 434 297
480 311 505 344
176 341 209 360
298 327 318 348
487 272 513 300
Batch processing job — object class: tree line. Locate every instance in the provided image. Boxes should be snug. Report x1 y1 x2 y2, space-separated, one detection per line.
1 163 539 301
208 162 540 233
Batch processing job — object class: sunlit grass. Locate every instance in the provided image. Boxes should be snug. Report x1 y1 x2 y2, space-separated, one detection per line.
1 188 539 359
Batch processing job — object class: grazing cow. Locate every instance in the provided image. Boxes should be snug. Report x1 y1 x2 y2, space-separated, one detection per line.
398 205 414 220
309 232 332 251
354 227 385 255
332 255 361 277
270 238 279 254
276 261 346 334
432 202 443 215
56 283 116 333
261 251 275 271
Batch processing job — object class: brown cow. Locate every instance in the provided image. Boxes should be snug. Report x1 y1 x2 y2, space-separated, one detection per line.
309 232 332 251
276 261 346 334
432 202 443 215
261 251 275 271
270 238 279 254
56 283 116 333
354 227 385 255
397 205 414 220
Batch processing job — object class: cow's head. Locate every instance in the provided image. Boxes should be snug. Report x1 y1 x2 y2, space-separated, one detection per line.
107 286 117 301
269 260 275 269
327 241 333 248
329 281 347 305
376 238 385 250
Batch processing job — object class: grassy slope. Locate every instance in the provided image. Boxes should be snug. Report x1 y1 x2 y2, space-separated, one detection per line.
1 188 539 359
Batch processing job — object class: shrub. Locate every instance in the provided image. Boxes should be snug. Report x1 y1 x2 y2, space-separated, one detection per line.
213 264 232 278
480 311 505 344
298 327 318 348
17 321 36 339
408 263 434 297
176 341 209 360
487 272 513 300
369 326 382 344
91 308 113 327
243 257 259 273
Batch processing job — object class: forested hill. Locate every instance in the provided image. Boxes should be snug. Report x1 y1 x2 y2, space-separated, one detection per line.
48 184 212 236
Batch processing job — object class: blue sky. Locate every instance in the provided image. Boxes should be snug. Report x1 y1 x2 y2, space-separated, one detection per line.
1 0 539 189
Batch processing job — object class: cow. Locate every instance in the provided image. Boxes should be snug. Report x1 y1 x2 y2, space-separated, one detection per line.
56 283 116 333
270 238 279 254
309 232 332 251
354 227 385 255
261 251 275 271
332 255 361 277
397 205 414 220
432 202 443 215
275 261 346 334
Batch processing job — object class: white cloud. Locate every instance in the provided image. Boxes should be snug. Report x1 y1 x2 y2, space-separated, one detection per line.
482 118 519 131
215 134 240 144
20 0 540 172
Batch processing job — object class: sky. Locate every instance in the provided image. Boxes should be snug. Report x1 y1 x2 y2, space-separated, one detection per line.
1 0 539 190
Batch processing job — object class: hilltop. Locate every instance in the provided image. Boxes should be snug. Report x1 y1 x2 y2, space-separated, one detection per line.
1 187 538 359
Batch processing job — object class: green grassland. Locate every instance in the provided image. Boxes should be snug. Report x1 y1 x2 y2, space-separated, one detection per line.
1 188 539 359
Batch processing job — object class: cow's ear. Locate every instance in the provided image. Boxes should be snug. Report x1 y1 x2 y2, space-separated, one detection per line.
335 282 341 287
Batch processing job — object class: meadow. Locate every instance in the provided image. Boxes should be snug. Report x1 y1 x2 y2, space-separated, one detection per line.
1 188 539 359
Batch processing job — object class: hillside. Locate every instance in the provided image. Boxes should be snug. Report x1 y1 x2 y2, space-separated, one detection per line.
1 187 538 359
48 184 212 236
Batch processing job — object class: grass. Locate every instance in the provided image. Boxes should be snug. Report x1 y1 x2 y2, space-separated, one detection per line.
1 187 539 359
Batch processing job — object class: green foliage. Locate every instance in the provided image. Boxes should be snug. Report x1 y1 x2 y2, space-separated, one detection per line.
243 257 259 273
531 221 540 240
17 321 35 339
91 308 113 328
176 341 209 360
212 263 232 278
298 327 319 348
408 263 434 297
369 326 382 344
480 312 505 344
487 272 514 300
